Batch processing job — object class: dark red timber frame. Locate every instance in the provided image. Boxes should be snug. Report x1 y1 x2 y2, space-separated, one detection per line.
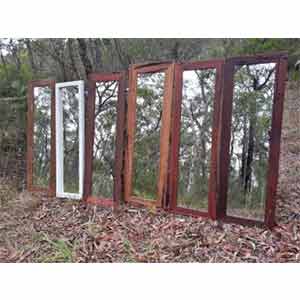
168 60 224 219
219 52 288 228
124 62 175 208
27 80 56 197
83 72 126 208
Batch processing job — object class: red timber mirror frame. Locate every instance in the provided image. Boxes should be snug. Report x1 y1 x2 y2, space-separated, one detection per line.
26 53 287 230
83 72 126 208
219 53 288 228
27 80 56 197
124 62 175 209
168 60 224 219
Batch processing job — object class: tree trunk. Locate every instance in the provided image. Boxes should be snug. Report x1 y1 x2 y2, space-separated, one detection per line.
0 50 8 78
94 39 103 72
244 117 255 193
240 116 247 187
76 38 93 78
113 39 131 70
67 39 80 79
25 39 37 75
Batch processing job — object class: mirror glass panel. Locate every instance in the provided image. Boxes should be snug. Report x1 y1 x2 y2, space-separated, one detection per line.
132 72 165 200
92 81 119 198
60 86 79 193
33 86 52 187
177 69 216 210
227 63 276 221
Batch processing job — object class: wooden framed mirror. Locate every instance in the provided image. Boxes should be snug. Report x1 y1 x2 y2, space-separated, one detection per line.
124 63 175 208
83 73 126 207
27 80 56 196
219 53 288 228
169 60 224 219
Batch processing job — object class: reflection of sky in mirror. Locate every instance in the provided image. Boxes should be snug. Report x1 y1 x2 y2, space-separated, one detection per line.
177 69 216 209
92 80 119 198
60 86 79 135
179 69 215 165
230 63 275 176
136 72 165 139
33 86 52 186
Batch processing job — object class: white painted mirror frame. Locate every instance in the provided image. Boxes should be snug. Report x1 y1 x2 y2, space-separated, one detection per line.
55 81 85 199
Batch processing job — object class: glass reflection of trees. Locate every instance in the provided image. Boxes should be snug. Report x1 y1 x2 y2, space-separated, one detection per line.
61 86 79 193
92 81 118 198
33 86 52 187
227 63 276 221
132 72 165 200
177 69 216 210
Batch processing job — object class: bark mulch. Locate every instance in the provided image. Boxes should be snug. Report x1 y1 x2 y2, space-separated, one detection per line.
0 116 299 263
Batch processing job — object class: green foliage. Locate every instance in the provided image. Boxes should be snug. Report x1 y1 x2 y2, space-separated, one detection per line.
207 38 300 79
0 55 32 98
40 233 74 263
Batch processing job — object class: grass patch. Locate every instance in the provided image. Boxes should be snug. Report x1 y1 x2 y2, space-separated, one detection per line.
38 233 75 263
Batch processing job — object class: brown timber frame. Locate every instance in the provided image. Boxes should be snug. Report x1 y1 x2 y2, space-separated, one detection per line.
26 53 288 229
124 62 175 208
219 52 288 228
168 60 224 219
83 72 126 208
26 80 56 196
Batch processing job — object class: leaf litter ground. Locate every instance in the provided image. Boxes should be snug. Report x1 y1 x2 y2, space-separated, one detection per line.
0 115 299 263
